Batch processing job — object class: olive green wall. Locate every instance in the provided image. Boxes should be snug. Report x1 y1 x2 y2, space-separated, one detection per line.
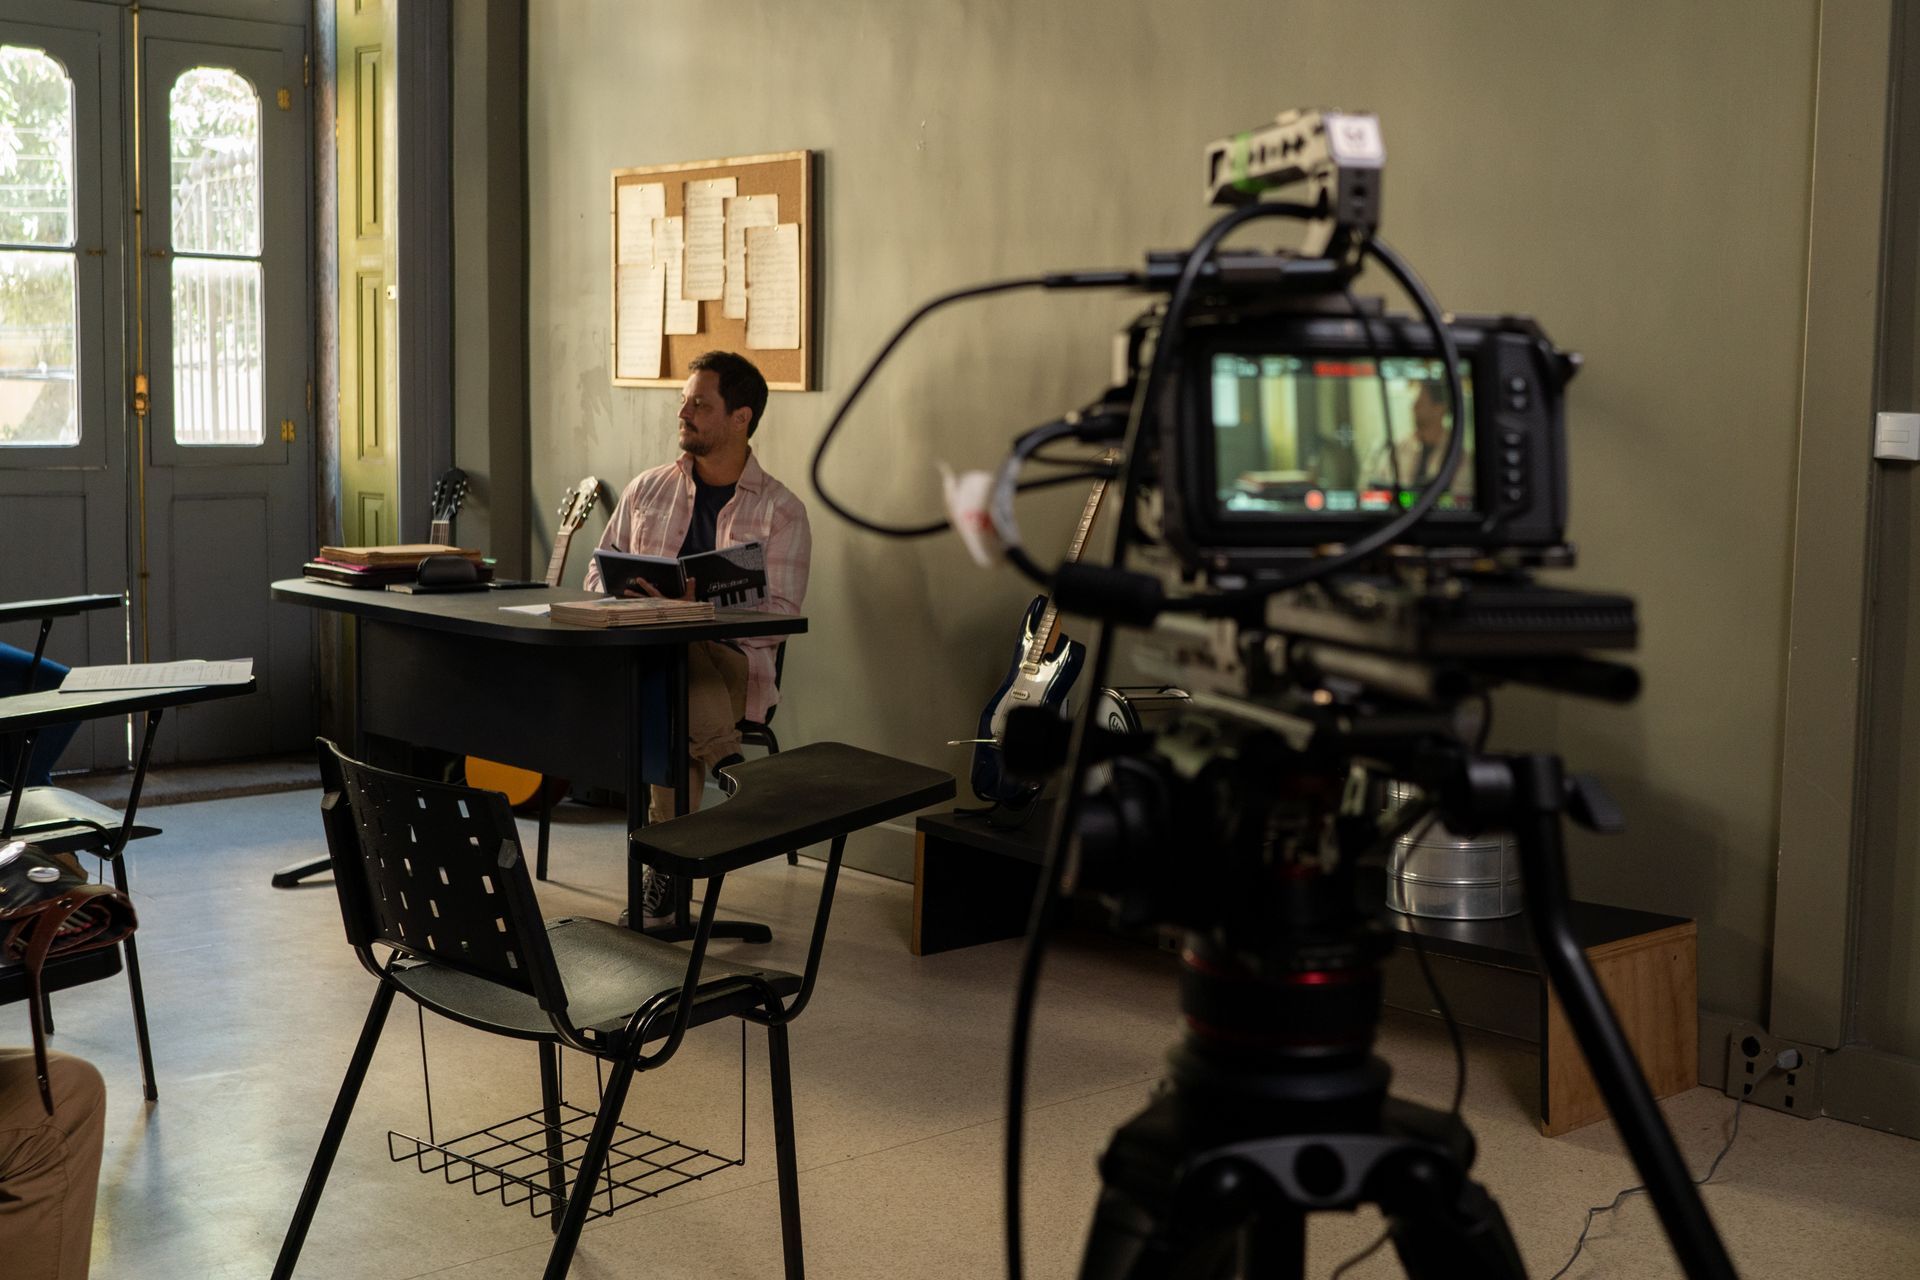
525 0 1825 1025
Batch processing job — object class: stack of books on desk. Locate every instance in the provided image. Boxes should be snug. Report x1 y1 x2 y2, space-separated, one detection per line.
549 597 716 627
304 544 490 589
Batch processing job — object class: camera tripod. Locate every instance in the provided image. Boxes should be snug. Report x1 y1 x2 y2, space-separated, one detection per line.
1074 735 1737 1280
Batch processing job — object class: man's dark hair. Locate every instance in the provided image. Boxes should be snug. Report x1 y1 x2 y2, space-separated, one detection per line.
688 350 770 438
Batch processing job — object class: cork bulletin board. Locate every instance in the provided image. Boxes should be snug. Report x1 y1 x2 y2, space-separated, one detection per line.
609 149 815 391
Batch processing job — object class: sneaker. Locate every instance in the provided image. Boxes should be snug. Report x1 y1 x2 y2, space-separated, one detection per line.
639 864 676 929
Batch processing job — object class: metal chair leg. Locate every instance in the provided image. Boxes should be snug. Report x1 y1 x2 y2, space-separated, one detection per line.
768 1022 805 1279
543 1055 638 1280
274 982 397 1280
538 1042 565 1236
536 784 554 881
107 855 158 1101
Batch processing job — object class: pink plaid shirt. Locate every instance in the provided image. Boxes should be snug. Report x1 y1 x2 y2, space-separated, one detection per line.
584 450 811 722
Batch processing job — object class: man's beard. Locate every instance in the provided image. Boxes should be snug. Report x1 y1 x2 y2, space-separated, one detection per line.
679 429 712 458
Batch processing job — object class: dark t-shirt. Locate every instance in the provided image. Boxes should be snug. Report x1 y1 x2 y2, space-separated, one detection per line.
678 474 737 558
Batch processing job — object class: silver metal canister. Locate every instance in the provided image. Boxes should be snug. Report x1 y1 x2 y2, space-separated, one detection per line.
1384 781 1524 920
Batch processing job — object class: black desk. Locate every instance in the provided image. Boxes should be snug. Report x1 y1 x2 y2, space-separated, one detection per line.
271 579 807 928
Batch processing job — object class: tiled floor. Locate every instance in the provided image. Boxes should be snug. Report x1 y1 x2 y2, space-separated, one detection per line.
8 787 1918 1278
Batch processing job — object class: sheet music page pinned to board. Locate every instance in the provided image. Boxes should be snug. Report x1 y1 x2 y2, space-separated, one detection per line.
615 262 665 379
61 659 254 692
654 216 700 335
616 181 664 265
682 176 736 301
723 193 778 320
745 223 801 350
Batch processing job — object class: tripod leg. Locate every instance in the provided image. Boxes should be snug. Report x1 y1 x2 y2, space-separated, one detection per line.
1506 754 1736 1280
1380 1163 1527 1280
1078 1183 1265 1280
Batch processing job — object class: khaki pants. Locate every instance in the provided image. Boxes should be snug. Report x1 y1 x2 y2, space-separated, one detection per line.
0 1049 105 1280
648 640 749 825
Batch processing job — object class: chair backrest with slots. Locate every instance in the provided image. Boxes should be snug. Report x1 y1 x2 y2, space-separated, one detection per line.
316 739 567 1012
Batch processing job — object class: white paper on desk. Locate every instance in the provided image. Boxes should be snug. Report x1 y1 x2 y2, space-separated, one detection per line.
60 659 254 692
616 181 664 266
615 262 665 380
745 223 801 350
654 216 700 335
682 176 735 301
722 194 778 320
499 603 551 616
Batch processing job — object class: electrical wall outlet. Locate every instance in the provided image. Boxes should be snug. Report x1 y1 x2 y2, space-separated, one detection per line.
1722 1023 1825 1118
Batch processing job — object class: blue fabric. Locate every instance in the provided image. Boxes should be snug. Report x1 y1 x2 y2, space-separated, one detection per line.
0 641 78 788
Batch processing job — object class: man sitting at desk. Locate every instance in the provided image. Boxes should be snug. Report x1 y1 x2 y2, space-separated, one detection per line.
584 351 811 924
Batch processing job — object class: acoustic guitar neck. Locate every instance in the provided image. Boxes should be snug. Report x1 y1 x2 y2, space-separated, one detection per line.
543 529 577 589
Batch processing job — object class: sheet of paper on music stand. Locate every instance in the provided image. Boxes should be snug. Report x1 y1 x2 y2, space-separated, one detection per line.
722 194 778 320
682 176 735 301
615 262 665 379
745 223 801 350
616 181 664 266
60 658 255 692
654 216 700 335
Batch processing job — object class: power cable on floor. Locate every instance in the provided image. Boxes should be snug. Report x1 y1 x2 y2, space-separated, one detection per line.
1547 1051 1797 1278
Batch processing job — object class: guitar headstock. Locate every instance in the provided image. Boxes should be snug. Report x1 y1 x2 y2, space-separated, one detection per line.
557 476 602 536
431 468 469 524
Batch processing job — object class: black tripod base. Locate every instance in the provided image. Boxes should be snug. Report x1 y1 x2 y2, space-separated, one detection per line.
1081 1086 1525 1280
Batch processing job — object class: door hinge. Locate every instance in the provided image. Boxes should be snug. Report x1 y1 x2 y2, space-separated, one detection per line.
305 378 313 413
132 372 149 419
303 54 311 88
281 418 297 444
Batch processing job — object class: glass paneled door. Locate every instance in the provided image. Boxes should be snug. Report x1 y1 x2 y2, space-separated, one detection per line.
0 3 129 771
138 11 311 760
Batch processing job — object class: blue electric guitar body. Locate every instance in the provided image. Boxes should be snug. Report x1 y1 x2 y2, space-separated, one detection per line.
970 595 1086 804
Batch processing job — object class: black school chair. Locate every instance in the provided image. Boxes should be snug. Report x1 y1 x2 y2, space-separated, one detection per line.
276 737 952 1280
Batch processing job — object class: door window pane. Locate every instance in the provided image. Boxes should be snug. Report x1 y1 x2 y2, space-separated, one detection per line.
169 67 258 256
0 46 75 248
169 67 263 446
0 46 78 448
171 257 261 446
0 249 76 446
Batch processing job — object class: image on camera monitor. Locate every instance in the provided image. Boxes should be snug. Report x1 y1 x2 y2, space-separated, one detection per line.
1209 354 1476 520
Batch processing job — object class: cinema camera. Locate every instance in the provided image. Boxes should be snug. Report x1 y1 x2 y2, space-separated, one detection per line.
812 109 1737 1279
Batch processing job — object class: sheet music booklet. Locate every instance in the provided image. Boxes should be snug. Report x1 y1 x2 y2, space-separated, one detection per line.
593 542 768 607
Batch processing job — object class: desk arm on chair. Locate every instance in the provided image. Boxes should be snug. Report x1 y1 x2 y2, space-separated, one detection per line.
631 742 956 1022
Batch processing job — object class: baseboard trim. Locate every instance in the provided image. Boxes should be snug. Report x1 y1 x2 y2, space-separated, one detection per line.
1824 1044 1920 1138
1697 1007 1920 1138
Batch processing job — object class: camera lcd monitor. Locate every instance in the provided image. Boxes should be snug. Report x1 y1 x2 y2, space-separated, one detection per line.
1208 354 1476 521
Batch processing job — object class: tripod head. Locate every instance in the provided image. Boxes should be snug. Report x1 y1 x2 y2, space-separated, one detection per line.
1002 596 1736 1278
